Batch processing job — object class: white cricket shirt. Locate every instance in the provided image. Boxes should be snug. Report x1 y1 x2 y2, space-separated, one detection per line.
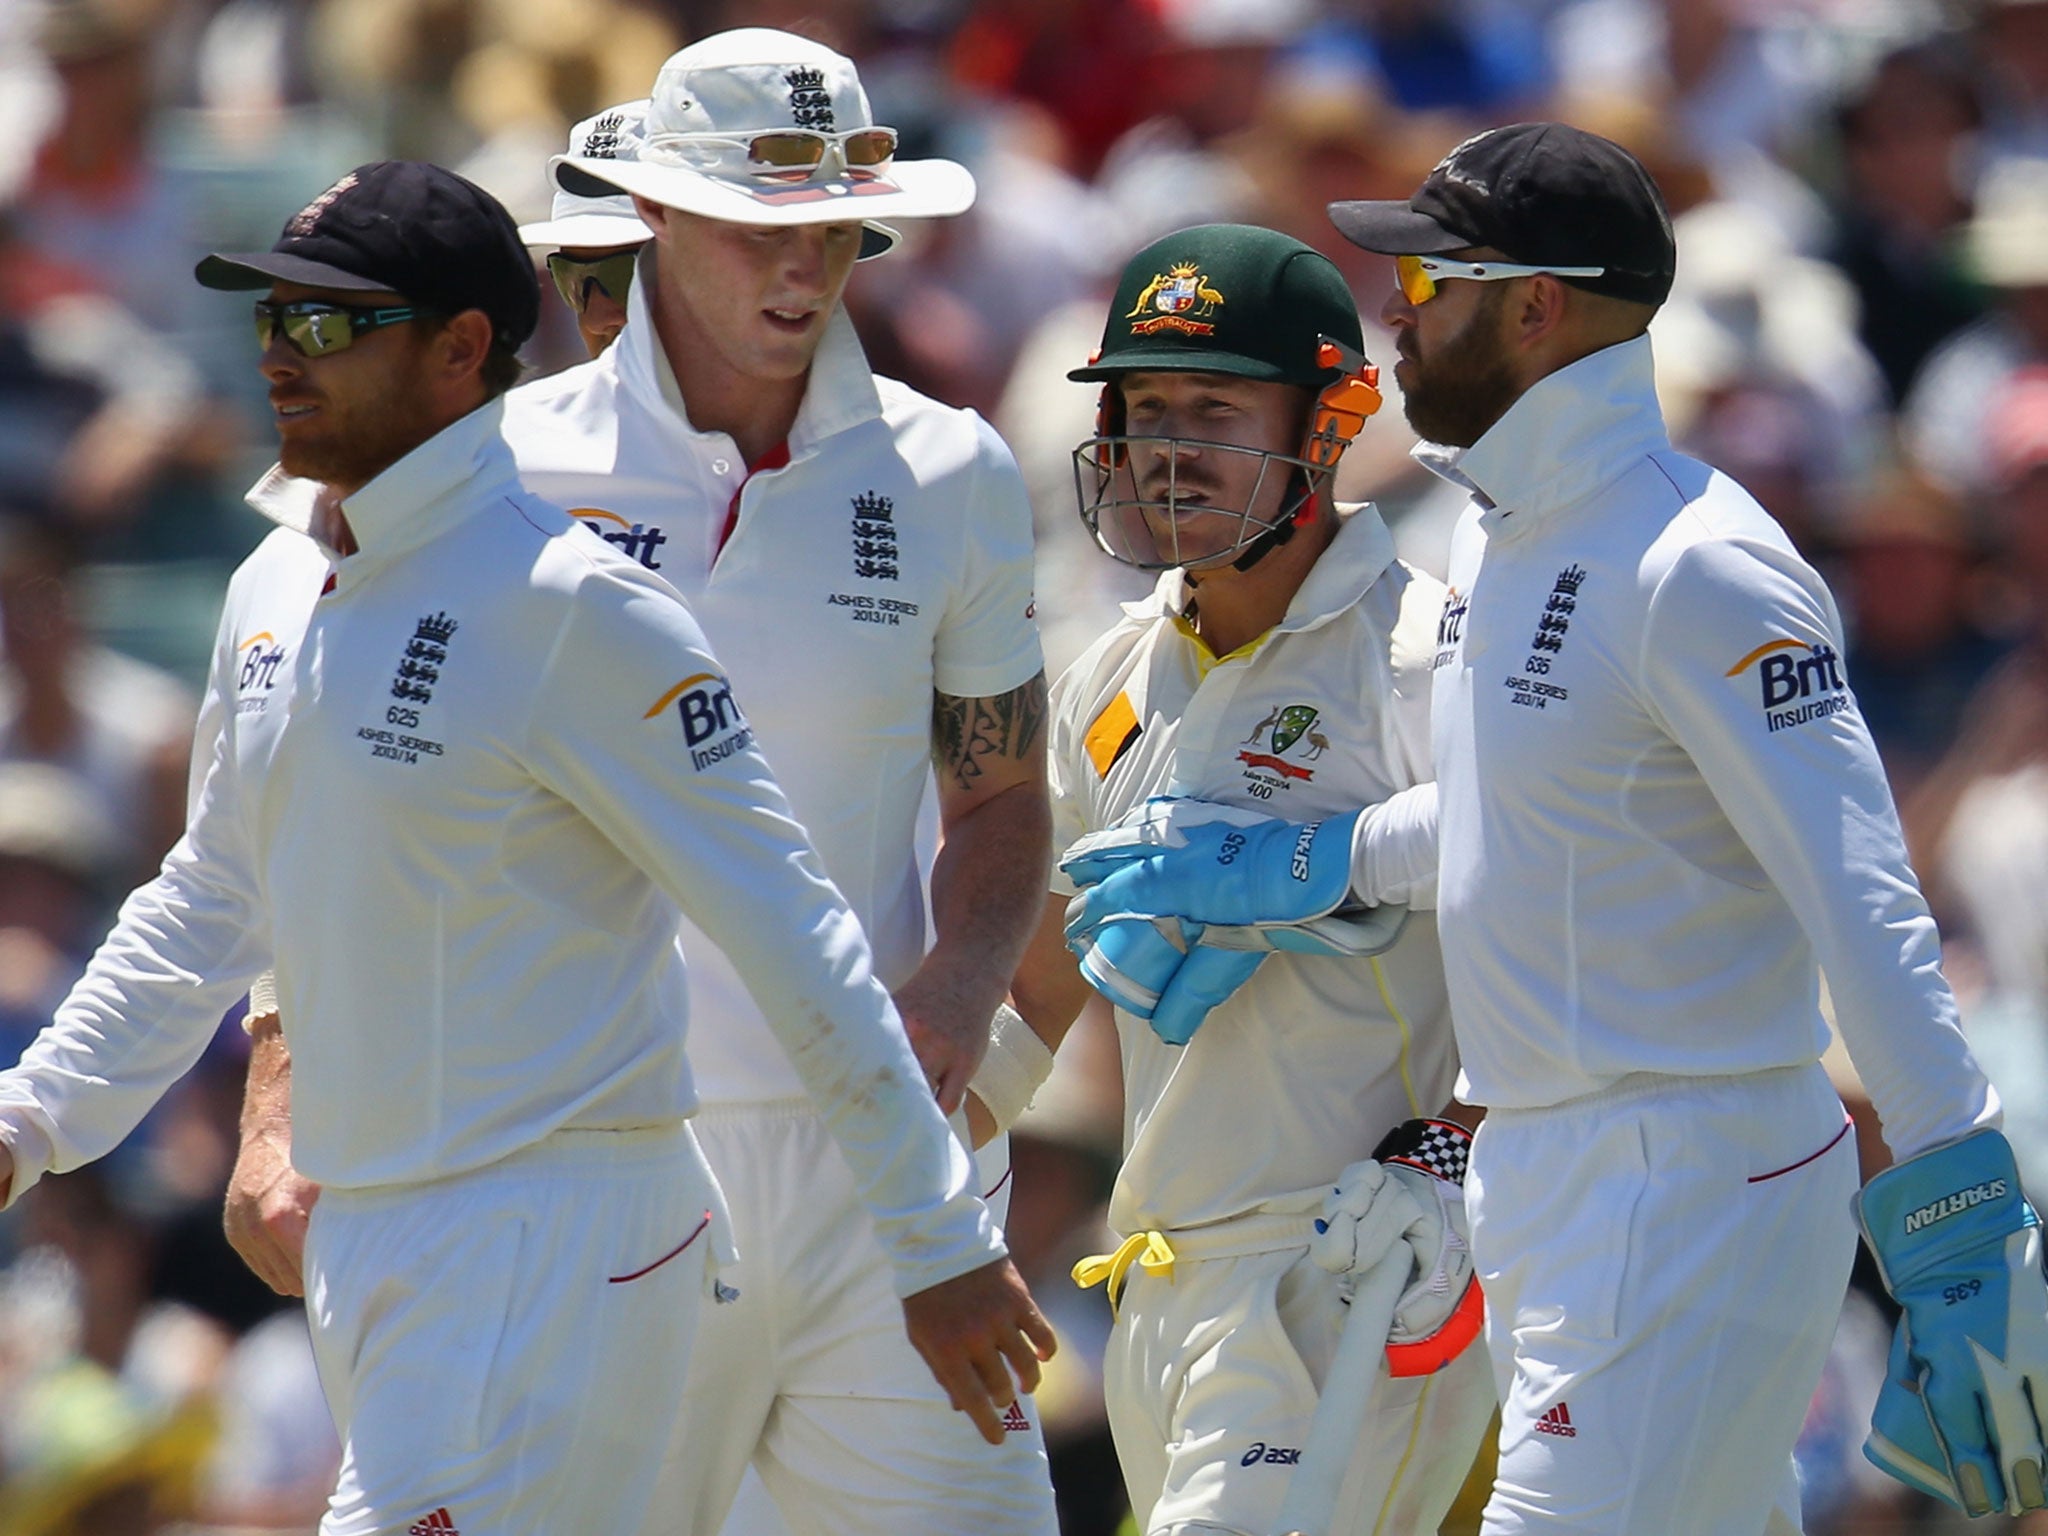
503 265 1042 1102
0 402 1000 1295
1048 507 1457 1234
1423 336 1994 1159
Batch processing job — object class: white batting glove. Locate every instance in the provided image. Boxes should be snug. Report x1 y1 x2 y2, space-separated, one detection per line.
1311 1159 1428 1287
1314 1118 1485 1377
1381 1163 1472 1346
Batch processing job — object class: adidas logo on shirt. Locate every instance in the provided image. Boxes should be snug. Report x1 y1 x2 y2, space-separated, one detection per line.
1001 1401 1031 1433
409 1509 459 1534
1534 1403 1577 1438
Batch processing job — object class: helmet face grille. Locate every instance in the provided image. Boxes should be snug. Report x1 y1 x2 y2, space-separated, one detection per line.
1070 436 1333 572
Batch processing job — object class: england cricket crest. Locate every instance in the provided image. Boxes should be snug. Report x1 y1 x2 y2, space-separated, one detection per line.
1238 701 1325 792
1126 263 1225 337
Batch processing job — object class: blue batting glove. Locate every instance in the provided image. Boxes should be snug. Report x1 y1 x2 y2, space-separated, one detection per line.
1857 1129 2048 1516
1147 944 1264 1047
1062 811 1362 941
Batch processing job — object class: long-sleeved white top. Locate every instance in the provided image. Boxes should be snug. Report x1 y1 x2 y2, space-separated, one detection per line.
501 270 1041 1103
0 401 1000 1296
1422 336 1994 1160
1048 507 1456 1233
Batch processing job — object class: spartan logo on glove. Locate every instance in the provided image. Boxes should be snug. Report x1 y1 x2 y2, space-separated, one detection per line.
1290 824 1319 880
1904 1178 2011 1235
1725 638 1851 734
645 671 755 771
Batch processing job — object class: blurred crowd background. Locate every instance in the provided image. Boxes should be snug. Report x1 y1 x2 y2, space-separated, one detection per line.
1 0 2047 1529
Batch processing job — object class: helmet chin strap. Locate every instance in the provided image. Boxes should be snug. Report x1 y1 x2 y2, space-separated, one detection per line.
1226 468 1318 573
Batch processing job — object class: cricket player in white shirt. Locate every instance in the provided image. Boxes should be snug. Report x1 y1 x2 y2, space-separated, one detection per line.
226 32 1062 1536
1062 124 2048 1533
0 160 1052 1536
981 222 1495 1536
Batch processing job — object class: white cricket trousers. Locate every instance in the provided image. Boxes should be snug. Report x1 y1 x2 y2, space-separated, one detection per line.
305 1123 724 1536
658 1099 1059 1536
1469 1061 1860 1536
1104 1215 1496 1536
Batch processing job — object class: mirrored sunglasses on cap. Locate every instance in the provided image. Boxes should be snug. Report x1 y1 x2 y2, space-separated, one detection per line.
546 250 638 312
1395 253 1606 306
253 299 437 357
645 126 898 178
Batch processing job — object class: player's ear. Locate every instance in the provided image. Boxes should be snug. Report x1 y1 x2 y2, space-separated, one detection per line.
1094 377 1127 470
631 196 673 238
433 309 495 388
1511 274 1572 352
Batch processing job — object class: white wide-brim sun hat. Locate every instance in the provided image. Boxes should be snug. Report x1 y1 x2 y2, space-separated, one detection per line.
550 29 973 253
519 100 656 250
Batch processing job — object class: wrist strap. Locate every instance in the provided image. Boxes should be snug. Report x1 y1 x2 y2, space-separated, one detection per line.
242 971 281 1037
1385 1277 1485 1377
1372 1116 1472 1187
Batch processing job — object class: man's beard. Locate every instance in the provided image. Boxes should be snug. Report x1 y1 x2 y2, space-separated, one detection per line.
280 362 439 489
1401 290 1520 449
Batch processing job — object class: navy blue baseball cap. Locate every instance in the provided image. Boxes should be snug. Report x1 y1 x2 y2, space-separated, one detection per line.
1330 122 1676 307
196 161 541 352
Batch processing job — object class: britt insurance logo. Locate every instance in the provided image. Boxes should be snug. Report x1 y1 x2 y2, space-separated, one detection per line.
570 508 668 571
645 671 755 771
1725 637 1852 734
235 630 288 716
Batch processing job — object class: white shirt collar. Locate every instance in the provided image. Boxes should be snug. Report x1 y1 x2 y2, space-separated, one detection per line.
1411 334 1670 531
244 398 516 562
1129 502 1399 633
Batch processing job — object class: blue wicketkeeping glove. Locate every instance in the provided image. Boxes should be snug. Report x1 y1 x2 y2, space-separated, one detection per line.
1199 906 1410 959
1856 1129 2048 1516
1149 944 1264 1047
1867 1318 1971 1508
1060 797 1277 887
1065 907 1263 1047
1061 799 1362 939
1069 911 1193 1018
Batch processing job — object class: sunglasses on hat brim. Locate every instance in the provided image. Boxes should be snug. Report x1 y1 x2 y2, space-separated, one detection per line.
253 299 438 357
645 126 897 178
1394 254 1606 306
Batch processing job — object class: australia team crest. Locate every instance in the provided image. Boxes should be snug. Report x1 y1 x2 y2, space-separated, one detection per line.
1238 702 1325 792
1126 262 1225 337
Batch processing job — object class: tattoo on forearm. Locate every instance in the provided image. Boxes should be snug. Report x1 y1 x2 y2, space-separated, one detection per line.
933 673 1047 791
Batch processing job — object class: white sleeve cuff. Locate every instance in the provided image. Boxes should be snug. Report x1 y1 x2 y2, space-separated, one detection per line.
1351 782 1440 909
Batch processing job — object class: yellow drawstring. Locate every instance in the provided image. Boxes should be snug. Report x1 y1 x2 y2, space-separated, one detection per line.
1073 1230 1177 1317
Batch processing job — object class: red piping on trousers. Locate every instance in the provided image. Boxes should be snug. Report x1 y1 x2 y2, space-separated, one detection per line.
608 1210 712 1282
1747 1116 1853 1184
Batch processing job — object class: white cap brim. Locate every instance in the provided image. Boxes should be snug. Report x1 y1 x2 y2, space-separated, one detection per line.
552 152 975 231
516 211 653 249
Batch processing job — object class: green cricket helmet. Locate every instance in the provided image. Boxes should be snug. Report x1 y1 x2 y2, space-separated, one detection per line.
1070 223 1381 572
